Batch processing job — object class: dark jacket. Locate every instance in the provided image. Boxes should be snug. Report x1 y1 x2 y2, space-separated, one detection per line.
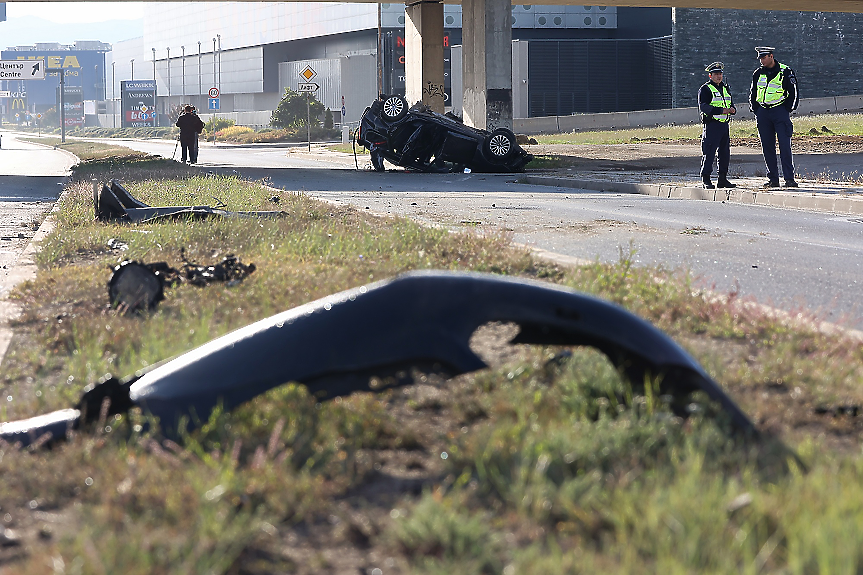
698 81 735 124
749 62 799 113
176 112 205 140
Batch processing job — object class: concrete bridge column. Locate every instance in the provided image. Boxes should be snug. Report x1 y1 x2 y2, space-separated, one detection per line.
404 0 445 112
461 0 512 130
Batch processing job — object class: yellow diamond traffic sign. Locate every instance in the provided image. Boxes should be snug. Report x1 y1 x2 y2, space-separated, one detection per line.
300 65 316 81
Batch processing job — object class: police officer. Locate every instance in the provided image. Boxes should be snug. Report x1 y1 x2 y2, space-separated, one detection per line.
699 62 737 189
750 46 799 188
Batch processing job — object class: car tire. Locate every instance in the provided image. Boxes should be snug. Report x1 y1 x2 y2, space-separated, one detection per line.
483 128 516 163
381 95 408 122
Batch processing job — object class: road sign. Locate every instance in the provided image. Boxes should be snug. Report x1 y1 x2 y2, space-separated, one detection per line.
298 82 319 93
208 87 220 98
208 97 220 110
0 90 10 98
0 60 46 80
300 65 317 82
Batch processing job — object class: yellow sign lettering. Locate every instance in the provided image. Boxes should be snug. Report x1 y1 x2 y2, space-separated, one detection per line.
11 98 26 110
62 56 81 68
47 56 61 69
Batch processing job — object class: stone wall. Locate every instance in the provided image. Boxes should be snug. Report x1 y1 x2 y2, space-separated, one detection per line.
673 9 863 108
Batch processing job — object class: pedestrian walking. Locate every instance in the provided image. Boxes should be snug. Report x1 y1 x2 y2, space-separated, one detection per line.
749 46 799 188
699 62 737 189
175 105 205 164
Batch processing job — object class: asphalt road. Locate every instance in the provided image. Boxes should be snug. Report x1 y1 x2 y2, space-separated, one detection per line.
20 135 863 330
0 132 72 288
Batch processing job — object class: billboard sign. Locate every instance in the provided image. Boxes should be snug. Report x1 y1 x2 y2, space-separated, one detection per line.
57 85 84 127
121 80 156 128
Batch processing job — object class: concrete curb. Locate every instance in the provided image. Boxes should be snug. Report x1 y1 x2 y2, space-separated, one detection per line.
523 175 863 215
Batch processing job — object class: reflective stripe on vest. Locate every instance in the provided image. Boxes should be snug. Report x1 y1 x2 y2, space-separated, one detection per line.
756 63 789 108
704 83 732 123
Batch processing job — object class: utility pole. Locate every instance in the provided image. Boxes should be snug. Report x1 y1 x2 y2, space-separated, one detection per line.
181 46 185 101
59 67 66 143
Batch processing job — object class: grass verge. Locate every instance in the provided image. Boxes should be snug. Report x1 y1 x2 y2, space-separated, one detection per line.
534 112 863 144
1 141 862 573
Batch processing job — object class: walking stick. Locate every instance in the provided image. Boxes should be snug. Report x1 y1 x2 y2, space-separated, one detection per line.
171 134 179 161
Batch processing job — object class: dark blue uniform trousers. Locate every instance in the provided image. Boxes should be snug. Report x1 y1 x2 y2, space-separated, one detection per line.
756 105 794 183
700 121 730 179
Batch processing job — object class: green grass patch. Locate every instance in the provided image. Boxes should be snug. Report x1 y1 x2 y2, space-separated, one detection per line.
1 142 863 573
535 112 863 144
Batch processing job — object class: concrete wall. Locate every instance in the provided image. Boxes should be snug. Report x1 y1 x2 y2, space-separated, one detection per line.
673 8 863 108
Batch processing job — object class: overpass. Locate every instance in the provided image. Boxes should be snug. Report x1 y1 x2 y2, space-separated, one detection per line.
9 0 863 129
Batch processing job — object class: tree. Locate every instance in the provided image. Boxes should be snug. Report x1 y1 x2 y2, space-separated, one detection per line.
324 108 334 130
270 88 325 129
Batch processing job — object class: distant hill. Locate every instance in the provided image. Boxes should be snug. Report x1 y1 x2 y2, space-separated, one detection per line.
0 14 142 49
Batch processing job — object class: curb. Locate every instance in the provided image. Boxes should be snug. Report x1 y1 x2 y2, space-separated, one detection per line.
523 175 863 215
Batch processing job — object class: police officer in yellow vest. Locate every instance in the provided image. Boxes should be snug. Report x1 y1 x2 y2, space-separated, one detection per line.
749 46 799 188
699 62 737 189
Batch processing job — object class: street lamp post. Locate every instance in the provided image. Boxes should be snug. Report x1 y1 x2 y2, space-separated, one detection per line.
130 59 135 81
181 46 185 101
167 47 171 103
111 61 115 128
216 34 221 93
151 48 157 125
197 41 202 100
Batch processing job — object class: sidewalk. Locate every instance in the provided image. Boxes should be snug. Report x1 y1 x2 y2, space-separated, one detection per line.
520 141 863 214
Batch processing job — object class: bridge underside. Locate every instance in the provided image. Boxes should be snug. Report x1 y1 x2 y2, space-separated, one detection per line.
10 0 863 11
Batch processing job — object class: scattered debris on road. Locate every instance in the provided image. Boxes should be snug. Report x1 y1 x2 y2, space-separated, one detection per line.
108 250 256 314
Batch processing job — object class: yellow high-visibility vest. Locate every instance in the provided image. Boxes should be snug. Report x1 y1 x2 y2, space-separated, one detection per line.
704 83 732 123
756 63 790 108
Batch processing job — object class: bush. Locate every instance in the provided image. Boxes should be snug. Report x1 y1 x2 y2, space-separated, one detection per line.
204 117 235 136
324 108 334 130
270 88 325 129
216 126 254 139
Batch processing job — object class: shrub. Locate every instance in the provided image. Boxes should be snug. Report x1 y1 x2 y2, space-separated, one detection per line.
270 88 325 129
216 126 254 139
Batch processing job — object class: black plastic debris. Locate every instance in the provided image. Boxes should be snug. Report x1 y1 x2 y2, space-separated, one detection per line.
109 252 255 314
3 271 758 448
94 180 285 224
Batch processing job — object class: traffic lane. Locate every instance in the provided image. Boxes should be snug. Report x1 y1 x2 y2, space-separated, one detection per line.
301 187 863 329
0 131 76 177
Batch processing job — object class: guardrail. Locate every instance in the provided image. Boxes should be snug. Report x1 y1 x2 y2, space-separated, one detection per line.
514 94 863 135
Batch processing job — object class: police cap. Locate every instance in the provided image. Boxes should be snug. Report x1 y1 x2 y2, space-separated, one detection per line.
756 46 775 58
705 62 724 74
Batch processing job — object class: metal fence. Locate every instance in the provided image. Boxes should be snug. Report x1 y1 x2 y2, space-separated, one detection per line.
528 36 672 117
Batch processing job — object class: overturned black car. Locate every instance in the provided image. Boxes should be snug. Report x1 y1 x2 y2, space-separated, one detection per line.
356 94 533 173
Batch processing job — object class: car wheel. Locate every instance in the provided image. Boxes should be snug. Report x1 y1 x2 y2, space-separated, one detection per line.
381 95 408 122
483 128 516 162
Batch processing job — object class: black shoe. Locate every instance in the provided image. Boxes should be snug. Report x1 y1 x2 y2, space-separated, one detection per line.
784 180 799 188
702 179 715 189
717 179 736 188
762 180 781 189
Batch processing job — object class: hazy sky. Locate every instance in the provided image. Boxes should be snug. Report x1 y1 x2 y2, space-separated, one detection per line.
6 2 144 23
